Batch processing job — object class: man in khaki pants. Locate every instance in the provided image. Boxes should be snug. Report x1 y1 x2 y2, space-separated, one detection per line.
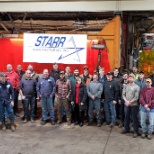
56 71 72 125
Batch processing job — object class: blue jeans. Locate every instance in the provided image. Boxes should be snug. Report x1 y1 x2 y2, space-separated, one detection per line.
0 100 14 122
40 96 54 121
88 98 101 123
23 96 35 120
141 109 154 134
124 105 139 133
104 100 116 123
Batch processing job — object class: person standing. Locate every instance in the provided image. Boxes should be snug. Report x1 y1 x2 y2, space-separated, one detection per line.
135 71 146 89
140 78 154 140
87 74 103 127
65 66 72 79
16 64 25 80
80 66 92 85
23 64 39 118
37 69 56 125
56 71 72 125
49 62 60 82
70 77 87 127
122 74 140 138
103 72 119 127
119 72 129 128
132 66 139 80
0 72 15 131
19 70 37 123
5 64 20 117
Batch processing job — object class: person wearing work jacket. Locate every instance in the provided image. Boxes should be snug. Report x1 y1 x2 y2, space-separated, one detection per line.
103 72 119 127
0 72 15 132
37 69 56 126
87 74 103 127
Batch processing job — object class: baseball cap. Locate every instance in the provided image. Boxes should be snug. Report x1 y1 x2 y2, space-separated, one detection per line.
107 72 112 75
0 72 7 77
128 74 135 79
83 66 88 70
139 71 144 74
59 71 65 74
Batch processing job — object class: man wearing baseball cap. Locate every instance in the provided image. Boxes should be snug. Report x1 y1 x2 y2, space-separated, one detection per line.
103 72 119 127
140 78 154 140
122 74 140 138
0 72 16 131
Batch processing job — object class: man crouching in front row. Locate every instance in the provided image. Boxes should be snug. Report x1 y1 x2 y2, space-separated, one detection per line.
0 72 16 131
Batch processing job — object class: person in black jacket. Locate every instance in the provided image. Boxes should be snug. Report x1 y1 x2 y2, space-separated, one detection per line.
103 72 119 127
70 77 87 127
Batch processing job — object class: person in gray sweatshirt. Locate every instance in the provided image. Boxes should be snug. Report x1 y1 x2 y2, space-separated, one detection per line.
86 74 103 127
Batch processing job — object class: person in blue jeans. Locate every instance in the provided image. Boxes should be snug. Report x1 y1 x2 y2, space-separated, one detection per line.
87 74 103 127
0 72 15 131
19 70 37 123
103 72 119 127
37 69 56 125
140 78 154 140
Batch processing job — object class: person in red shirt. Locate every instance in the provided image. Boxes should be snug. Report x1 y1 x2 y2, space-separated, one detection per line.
5 64 20 116
140 78 154 140
70 77 87 127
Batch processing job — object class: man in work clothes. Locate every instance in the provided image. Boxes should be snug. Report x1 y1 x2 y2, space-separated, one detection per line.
140 78 154 140
56 71 72 125
0 72 16 131
5 64 20 116
19 70 37 123
87 74 103 127
122 74 140 138
37 69 56 125
103 72 119 127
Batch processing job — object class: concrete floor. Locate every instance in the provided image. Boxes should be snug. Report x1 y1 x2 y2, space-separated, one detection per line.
0 117 154 154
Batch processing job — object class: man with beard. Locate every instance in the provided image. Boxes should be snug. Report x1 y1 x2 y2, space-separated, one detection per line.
56 71 72 125
69 68 81 90
122 74 140 138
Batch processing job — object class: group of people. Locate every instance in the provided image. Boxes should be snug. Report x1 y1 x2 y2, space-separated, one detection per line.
0 63 154 140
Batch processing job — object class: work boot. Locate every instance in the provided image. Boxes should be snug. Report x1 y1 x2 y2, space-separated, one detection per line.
147 133 152 140
141 133 146 139
40 120 46 125
57 120 62 124
23 119 28 123
133 133 138 138
97 123 101 127
110 123 115 128
31 119 34 123
2 122 6 131
10 121 16 132
51 121 55 125
67 121 71 125
121 129 130 134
